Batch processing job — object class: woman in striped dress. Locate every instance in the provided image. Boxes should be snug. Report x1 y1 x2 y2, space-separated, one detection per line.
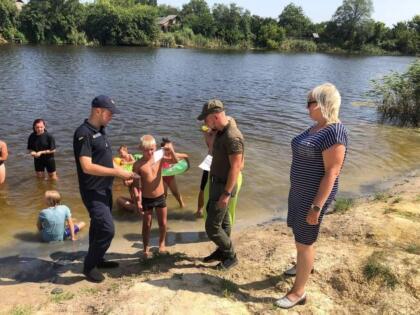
0 140 8 184
275 83 348 309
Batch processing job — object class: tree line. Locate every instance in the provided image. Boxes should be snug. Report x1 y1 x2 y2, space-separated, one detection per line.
0 0 418 54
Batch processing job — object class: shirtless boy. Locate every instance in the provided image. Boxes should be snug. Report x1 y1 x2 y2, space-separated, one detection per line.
132 135 178 258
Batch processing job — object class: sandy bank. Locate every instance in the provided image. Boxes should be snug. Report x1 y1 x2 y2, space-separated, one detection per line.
0 172 419 314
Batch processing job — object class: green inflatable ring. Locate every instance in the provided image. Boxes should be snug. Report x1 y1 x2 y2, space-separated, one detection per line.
115 154 189 177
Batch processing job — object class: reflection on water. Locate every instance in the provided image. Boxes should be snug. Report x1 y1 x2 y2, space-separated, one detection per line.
0 46 419 253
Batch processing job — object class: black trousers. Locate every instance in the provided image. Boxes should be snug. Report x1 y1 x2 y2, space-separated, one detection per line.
80 189 114 272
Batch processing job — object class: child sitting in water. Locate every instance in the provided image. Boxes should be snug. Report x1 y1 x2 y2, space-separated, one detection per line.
117 145 135 165
132 135 178 258
37 190 85 242
161 138 189 208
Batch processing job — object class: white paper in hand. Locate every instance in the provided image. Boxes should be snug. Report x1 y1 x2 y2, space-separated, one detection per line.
153 149 164 163
199 154 213 171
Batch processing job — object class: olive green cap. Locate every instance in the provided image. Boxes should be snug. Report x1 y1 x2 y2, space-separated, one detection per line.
197 99 224 120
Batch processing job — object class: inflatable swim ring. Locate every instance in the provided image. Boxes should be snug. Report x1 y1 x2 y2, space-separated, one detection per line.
114 154 189 177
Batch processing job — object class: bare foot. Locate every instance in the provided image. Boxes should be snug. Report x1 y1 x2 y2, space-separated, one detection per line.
143 251 152 259
158 246 169 255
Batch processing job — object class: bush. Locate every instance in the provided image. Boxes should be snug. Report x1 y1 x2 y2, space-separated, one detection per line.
2 27 26 43
280 39 317 52
359 44 387 55
0 0 18 33
67 29 88 45
173 27 194 46
159 31 175 47
369 59 420 127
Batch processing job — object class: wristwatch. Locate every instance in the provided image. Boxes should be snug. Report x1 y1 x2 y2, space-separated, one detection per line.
311 204 321 212
223 190 232 197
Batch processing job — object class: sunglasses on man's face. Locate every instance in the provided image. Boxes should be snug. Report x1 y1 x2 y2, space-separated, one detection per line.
307 100 317 108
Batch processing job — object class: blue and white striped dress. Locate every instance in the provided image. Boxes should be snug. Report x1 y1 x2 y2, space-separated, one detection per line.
287 123 348 245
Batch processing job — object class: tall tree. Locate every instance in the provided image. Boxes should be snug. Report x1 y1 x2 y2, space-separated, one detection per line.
19 0 85 44
212 3 252 46
180 0 214 37
328 0 374 49
0 0 19 38
278 3 312 38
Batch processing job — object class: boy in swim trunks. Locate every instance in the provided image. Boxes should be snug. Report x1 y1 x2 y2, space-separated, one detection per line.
132 135 178 258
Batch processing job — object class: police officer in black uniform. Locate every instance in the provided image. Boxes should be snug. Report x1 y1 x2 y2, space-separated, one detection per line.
73 95 133 283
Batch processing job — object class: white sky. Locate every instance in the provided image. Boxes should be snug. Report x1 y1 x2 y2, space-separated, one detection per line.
160 0 419 26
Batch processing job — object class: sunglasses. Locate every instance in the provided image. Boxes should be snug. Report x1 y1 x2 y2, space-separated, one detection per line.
307 100 317 108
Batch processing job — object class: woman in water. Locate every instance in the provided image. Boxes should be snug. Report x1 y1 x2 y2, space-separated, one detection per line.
27 119 58 180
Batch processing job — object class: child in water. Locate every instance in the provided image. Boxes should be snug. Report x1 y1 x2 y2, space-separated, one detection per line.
117 145 135 165
161 138 189 208
37 190 85 242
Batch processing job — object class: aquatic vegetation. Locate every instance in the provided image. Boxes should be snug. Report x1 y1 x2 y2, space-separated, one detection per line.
369 59 420 127
363 251 398 289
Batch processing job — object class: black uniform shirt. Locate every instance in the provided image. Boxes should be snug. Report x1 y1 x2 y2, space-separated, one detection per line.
27 131 56 158
73 119 114 191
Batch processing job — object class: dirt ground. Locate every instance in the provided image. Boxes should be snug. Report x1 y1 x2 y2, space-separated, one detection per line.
1 173 419 314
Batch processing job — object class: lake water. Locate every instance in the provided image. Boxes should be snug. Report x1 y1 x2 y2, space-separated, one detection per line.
0 45 418 255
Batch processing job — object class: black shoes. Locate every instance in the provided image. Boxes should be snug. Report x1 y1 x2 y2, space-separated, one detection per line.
83 268 105 283
203 249 224 263
216 255 238 271
83 260 118 282
97 260 119 269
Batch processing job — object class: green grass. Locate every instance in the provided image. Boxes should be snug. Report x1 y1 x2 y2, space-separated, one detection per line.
363 252 398 289
415 194 420 202
383 207 397 214
108 282 121 293
374 192 390 201
391 196 403 204
9 305 33 315
333 198 354 213
220 278 239 299
79 287 100 295
405 244 420 255
397 211 420 220
50 291 74 303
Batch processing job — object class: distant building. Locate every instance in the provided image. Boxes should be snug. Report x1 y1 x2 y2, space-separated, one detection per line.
312 33 320 39
158 15 178 32
15 0 24 11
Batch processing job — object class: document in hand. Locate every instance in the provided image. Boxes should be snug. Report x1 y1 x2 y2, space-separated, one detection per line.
199 154 213 171
153 149 164 163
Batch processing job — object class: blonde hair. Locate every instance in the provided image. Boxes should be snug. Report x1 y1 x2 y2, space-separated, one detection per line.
308 83 341 124
45 190 61 207
140 135 156 149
